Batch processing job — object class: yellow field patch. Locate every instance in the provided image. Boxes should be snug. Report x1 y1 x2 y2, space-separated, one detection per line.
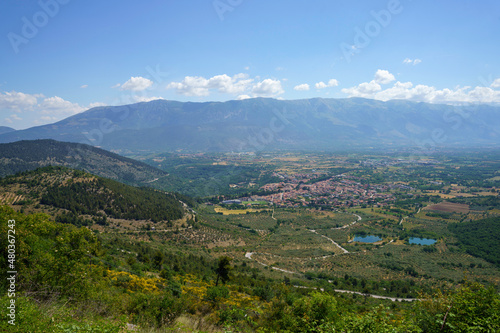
214 206 270 215
425 201 469 213
475 191 497 196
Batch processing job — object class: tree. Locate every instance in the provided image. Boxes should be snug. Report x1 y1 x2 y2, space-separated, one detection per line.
215 256 232 286
152 250 164 269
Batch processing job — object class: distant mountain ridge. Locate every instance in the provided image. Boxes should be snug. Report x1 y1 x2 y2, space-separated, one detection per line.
0 98 498 153
0 126 15 135
0 139 167 184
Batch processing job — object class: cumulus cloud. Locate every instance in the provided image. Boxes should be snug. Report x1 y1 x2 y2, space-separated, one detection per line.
80 84 88 89
403 58 422 65
38 96 86 116
0 90 104 128
252 79 284 97
342 77 500 104
374 69 395 84
341 69 500 103
166 73 254 96
88 102 107 108
0 91 40 110
294 83 310 91
166 73 284 98
342 81 382 98
133 95 165 103
119 76 154 91
237 94 252 100
490 78 500 88
315 79 339 89
4 114 22 124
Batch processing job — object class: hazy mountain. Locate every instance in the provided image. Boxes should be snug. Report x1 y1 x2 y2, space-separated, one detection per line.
0 98 498 153
0 139 167 184
0 126 15 135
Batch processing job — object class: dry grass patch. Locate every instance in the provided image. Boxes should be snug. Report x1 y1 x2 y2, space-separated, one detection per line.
424 201 469 213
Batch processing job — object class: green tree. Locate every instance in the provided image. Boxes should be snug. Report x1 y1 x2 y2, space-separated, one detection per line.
215 256 232 286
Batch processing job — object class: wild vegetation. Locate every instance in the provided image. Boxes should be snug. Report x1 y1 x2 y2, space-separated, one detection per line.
0 150 499 332
1 206 499 332
448 217 500 266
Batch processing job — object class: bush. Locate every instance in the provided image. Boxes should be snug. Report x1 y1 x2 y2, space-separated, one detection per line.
204 286 230 304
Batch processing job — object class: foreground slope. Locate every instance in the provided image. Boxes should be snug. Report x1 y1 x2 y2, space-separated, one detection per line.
0 98 498 153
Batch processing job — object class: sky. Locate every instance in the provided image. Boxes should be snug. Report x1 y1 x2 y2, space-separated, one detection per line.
1 0 500 129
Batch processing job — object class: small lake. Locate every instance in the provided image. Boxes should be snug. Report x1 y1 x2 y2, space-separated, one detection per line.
354 235 381 243
409 237 436 245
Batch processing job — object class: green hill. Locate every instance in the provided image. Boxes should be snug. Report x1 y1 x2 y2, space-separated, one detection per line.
0 139 167 185
0 166 186 225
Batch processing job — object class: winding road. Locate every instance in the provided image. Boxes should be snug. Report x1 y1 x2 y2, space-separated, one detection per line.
244 212 418 301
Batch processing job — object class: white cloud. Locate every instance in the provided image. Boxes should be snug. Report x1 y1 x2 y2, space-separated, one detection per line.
237 94 252 100
342 76 500 104
111 83 121 89
166 73 254 96
403 58 422 65
39 96 85 116
294 83 310 91
5 114 23 123
80 84 88 89
166 73 284 98
252 79 284 97
490 78 500 88
0 91 109 128
133 96 165 103
342 80 382 98
120 76 153 91
0 91 40 110
88 102 107 108
374 69 395 84
315 79 339 89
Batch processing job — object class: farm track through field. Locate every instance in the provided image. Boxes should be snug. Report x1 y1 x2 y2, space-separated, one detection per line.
309 229 349 254
245 213 419 301
293 285 418 302
246 213 360 272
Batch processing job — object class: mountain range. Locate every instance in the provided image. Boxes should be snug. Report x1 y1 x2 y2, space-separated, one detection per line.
1 98 499 153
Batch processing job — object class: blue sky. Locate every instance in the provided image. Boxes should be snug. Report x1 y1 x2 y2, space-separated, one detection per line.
1 0 500 129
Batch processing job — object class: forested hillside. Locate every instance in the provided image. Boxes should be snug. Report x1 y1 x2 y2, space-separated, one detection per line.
0 166 187 224
0 139 167 185
449 217 500 266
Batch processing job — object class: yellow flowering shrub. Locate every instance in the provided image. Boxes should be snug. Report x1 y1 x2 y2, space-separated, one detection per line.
106 270 164 293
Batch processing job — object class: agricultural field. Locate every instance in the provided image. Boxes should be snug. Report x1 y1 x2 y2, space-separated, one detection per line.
2 150 499 330
169 151 500 296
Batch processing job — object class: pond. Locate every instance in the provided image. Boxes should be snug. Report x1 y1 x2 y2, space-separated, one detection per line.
353 235 381 243
409 237 436 245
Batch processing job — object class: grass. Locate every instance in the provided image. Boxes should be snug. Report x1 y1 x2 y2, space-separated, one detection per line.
213 206 270 215
209 203 500 291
